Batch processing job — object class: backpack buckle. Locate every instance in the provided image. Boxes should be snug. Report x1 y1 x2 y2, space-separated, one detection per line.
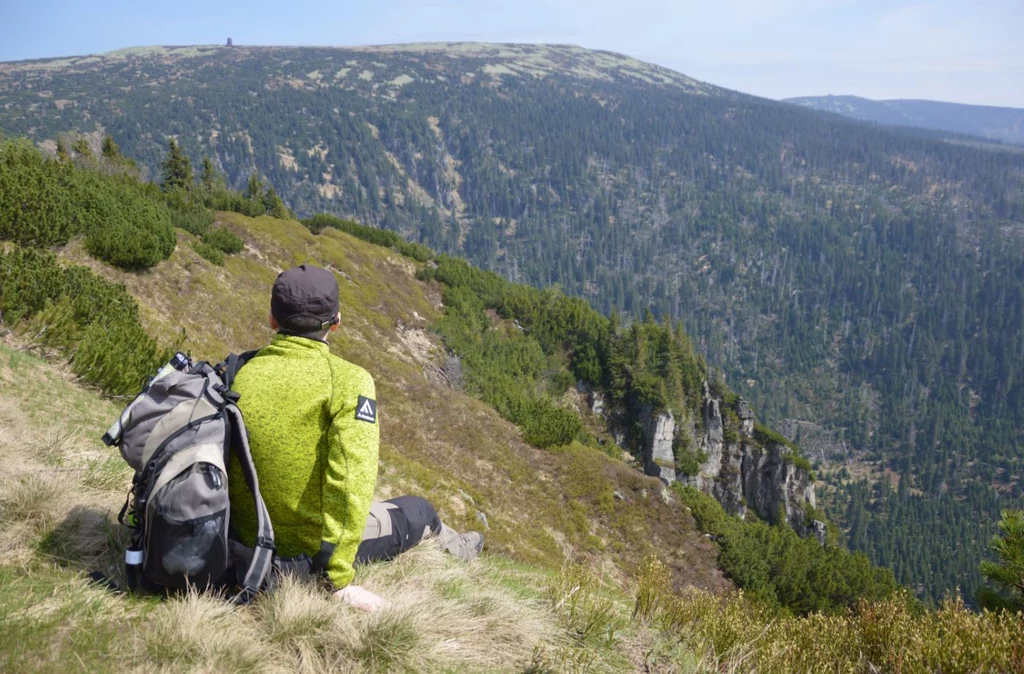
212 382 240 403
255 536 276 553
230 584 261 605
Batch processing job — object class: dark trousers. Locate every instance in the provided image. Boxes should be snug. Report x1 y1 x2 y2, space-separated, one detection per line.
355 496 441 565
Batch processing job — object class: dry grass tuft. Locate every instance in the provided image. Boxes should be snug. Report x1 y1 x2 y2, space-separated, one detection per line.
649 587 1024 673
0 472 71 530
132 544 565 673
356 544 560 670
147 589 275 672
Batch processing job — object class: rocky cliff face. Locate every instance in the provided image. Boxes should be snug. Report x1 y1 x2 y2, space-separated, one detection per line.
626 382 825 541
583 377 824 541
642 409 676 484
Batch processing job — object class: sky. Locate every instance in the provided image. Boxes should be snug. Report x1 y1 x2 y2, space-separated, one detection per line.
2 0 1022 107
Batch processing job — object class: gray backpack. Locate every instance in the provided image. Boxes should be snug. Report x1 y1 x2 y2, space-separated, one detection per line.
105 352 273 602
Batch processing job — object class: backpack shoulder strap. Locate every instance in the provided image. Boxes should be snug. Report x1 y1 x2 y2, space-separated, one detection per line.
224 403 275 604
222 350 259 390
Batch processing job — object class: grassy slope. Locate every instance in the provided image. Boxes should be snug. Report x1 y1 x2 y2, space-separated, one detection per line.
57 211 727 588
0 210 730 670
5 215 1022 672
0 341 638 672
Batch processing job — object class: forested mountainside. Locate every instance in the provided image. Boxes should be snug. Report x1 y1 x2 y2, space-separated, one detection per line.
3 140 1022 672
1 136 909 623
786 95 1024 146
1 43 1023 604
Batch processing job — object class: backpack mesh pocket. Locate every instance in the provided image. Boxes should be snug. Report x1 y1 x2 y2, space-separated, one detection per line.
144 463 230 589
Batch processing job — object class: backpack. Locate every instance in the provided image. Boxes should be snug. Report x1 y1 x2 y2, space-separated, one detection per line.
104 351 272 602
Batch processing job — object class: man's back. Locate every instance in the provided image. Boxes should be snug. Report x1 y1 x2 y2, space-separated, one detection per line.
228 333 379 588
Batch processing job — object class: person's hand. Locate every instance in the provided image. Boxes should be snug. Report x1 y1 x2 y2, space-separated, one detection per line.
333 584 388 612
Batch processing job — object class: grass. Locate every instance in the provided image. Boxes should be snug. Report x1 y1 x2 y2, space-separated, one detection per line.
0 335 638 671
0 335 1020 674
1 308 688 672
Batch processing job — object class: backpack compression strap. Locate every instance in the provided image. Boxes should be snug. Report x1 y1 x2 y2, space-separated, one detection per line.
225 404 275 604
222 350 259 390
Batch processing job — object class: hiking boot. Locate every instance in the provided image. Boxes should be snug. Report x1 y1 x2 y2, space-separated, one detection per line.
437 523 484 561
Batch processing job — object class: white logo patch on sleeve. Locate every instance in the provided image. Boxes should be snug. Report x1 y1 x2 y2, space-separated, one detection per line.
355 396 377 423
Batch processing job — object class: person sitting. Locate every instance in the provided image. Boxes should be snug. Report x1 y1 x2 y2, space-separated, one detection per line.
227 264 482 611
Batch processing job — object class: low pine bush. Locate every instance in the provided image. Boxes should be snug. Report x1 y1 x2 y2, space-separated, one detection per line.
192 241 225 266
0 139 176 270
0 247 168 395
202 227 244 255
164 190 215 237
676 485 898 616
302 213 433 262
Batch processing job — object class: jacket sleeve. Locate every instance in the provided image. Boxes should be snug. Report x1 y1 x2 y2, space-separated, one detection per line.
321 365 380 588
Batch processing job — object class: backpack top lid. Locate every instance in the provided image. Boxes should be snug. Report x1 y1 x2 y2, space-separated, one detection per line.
118 364 230 473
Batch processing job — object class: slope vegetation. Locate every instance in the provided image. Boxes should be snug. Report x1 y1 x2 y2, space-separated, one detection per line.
1 143 1021 668
0 339 623 672
3 139 904 621
2 339 1021 672
52 210 726 585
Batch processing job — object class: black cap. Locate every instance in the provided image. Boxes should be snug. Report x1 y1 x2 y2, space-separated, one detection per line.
271 265 340 334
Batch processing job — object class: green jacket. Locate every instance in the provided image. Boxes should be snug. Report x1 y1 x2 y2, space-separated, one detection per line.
228 334 379 588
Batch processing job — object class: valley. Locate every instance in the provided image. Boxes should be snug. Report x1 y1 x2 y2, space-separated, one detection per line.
2 41 1023 606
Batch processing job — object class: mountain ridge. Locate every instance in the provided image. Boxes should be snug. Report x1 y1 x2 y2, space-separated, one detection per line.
785 94 1024 145
0 41 717 93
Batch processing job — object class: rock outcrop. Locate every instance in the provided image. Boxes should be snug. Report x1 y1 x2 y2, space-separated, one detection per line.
684 384 823 536
585 377 825 540
739 443 817 531
642 409 676 484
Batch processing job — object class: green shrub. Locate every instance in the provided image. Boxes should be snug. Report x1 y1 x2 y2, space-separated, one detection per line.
675 485 898 616
0 139 176 270
302 213 433 262
752 422 814 478
396 240 433 263
0 247 168 395
164 189 215 236
522 399 583 448
0 139 79 247
722 407 740 444
676 449 708 477
432 281 583 449
81 179 176 269
786 452 815 479
753 422 794 448
192 241 225 266
203 187 267 217
202 227 244 255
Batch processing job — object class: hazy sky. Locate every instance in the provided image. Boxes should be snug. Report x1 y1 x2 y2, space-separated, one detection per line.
2 0 1022 107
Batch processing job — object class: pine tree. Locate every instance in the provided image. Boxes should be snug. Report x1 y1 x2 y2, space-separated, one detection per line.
71 137 92 159
263 186 289 219
978 510 1024 612
161 138 194 191
199 156 220 192
245 171 264 201
55 140 69 163
101 135 121 159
